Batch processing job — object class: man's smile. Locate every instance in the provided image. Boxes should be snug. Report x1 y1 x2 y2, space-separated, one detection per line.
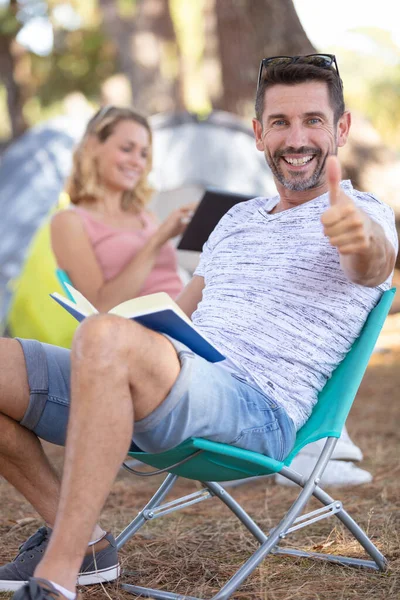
282 155 315 167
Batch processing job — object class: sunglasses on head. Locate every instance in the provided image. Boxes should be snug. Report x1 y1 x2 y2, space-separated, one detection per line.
93 104 115 122
257 54 341 90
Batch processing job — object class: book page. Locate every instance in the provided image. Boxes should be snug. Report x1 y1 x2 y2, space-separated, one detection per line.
109 292 192 324
64 284 98 315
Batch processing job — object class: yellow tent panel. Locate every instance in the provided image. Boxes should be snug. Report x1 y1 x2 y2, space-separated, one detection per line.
8 219 78 348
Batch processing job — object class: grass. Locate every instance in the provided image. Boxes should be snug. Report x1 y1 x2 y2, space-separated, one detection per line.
1 344 399 600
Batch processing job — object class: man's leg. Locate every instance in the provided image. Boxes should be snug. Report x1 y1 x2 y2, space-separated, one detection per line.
0 339 60 525
34 314 181 593
0 338 113 591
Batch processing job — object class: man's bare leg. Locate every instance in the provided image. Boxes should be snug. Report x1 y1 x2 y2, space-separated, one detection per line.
0 339 60 525
0 339 105 541
35 315 181 592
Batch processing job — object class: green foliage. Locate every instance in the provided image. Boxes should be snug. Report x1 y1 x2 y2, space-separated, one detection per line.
170 0 211 114
0 4 21 37
117 0 138 18
67 0 99 26
0 0 118 131
0 85 11 140
32 28 117 106
331 27 400 151
2 2 398 151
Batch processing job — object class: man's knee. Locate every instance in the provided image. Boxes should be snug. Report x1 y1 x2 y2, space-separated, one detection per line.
72 315 180 388
72 314 142 368
73 313 130 349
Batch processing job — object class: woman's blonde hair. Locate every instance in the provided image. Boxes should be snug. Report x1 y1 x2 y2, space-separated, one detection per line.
66 106 153 212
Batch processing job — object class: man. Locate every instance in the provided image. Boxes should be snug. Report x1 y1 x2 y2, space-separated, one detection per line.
0 54 397 600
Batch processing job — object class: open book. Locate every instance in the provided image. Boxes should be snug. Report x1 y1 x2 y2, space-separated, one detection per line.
50 284 225 363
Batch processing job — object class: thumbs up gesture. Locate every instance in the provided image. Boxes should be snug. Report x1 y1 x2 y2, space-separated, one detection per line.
321 155 372 255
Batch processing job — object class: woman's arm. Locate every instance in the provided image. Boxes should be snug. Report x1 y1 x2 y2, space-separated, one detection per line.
51 206 193 311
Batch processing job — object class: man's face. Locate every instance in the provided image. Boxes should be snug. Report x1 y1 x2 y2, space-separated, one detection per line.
253 81 349 193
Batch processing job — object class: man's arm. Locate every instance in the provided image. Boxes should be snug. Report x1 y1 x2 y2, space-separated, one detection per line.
321 156 396 287
337 220 395 287
175 275 205 318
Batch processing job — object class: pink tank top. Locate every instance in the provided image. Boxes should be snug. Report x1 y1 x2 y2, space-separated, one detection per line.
72 206 183 299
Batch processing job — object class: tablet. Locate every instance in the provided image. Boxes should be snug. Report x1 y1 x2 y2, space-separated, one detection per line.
177 189 252 252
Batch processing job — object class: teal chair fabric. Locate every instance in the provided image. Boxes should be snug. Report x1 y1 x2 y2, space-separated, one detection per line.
55 269 75 302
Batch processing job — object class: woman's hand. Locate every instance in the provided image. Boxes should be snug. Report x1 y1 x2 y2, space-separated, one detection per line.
154 204 196 246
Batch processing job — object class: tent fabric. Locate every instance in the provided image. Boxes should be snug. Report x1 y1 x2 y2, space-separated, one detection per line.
7 217 79 347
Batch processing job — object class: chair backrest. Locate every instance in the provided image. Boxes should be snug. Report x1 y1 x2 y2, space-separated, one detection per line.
285 288 396 464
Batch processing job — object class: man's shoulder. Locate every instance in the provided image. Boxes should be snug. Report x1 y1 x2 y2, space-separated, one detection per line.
357 191 396 220
224 195 276 219
352 188 384 206
344 181 392 211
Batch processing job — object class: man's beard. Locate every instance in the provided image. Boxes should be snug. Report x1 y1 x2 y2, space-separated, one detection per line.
265 146 327 192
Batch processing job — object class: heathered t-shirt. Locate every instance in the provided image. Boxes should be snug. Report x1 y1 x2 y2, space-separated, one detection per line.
192 180 398 430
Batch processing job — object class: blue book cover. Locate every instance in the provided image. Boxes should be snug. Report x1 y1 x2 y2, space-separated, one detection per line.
50 288 225 363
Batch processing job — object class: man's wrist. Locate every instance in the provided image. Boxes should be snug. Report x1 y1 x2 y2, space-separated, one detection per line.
339 226 394 287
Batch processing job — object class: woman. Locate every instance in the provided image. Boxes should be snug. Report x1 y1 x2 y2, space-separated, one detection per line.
51 106 193 312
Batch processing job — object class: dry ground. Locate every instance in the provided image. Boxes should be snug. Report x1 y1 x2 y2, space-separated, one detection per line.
1 319 399 600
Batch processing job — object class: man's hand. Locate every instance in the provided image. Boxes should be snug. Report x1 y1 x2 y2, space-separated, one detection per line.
321 155 395 287
321 155 372 255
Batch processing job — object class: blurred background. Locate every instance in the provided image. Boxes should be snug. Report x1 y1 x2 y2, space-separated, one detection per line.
1 1 400 160
0 0 399 323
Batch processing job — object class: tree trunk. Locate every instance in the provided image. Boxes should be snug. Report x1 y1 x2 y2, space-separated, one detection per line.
0 0 28 139
98 0 184 114
211 0 315 115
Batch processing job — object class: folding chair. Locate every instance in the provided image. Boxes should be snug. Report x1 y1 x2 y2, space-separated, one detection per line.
116 287 395 599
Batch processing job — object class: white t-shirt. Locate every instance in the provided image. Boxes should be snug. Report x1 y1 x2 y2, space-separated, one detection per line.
193 180 398 430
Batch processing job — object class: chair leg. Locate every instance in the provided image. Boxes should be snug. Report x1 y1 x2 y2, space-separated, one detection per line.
312 483 387 570
119 462 346 600
116 473 178 549
204 481 268 544
120 480 275 600
119 455 386 599
205 477 328 600
121 585 202 599
276 467 387 571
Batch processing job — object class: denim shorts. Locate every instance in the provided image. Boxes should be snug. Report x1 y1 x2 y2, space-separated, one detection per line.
16 337 296 461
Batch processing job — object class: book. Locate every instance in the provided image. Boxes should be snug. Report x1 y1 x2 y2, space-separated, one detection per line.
177 189 252 252
50 283 225 363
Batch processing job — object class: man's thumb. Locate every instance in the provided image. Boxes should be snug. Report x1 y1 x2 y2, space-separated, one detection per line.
327 155 342 205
